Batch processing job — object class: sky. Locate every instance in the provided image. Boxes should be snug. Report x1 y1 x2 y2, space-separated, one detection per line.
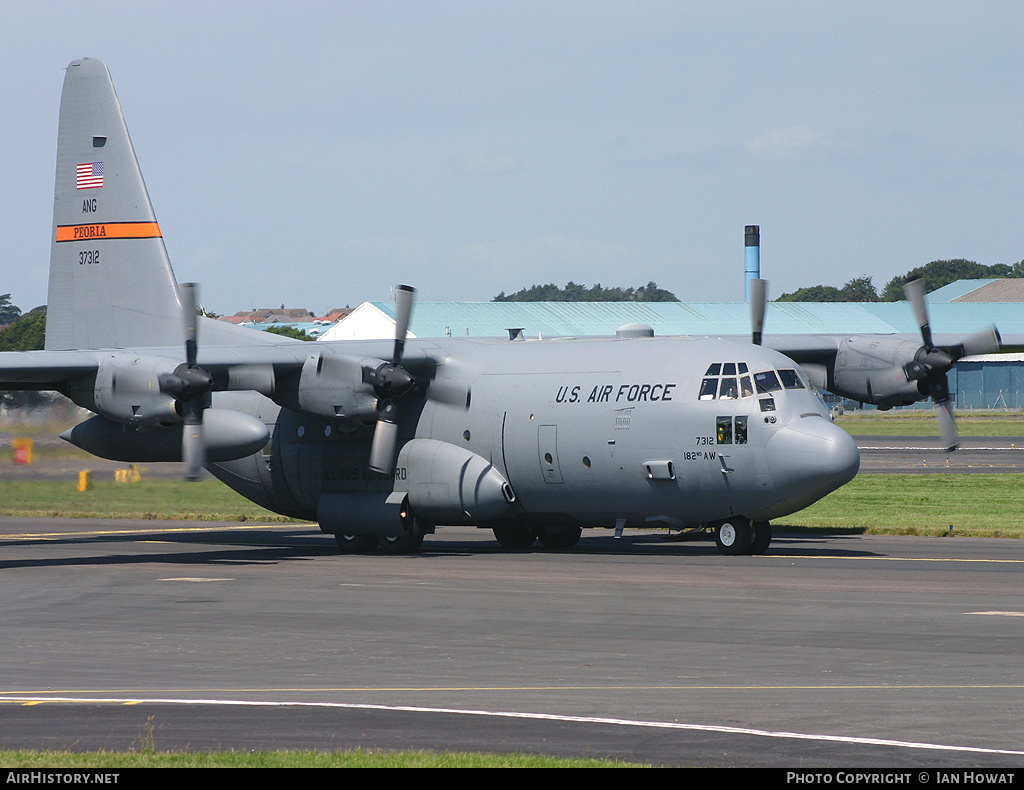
2 1 1021 316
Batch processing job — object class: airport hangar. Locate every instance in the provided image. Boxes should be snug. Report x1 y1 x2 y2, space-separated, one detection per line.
257 278 1024 411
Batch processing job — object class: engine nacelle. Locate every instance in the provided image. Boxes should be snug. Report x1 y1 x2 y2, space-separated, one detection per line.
831 336 926 408
274 352 379 421
66 353 181 426
61 409 270 462
394 438 516 524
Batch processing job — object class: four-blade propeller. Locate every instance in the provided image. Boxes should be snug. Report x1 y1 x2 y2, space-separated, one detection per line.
364 285 470 474
360 286 471 473
157 282 213 481
748 276 997 451
902 278 1000 452
367 284 416 474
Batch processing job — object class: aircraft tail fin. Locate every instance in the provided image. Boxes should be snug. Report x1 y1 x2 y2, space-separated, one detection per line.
44 58 278 351
45 58 187 350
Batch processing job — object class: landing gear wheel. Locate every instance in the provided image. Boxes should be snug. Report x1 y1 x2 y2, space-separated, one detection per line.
714 519 752 555
377 532 424 554
376 511 428 555
493 524 537 550
749 521 772 555
334 534 377 553
537 526 582 549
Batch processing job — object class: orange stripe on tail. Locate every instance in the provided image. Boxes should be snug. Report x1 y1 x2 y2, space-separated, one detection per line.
55 222 162 242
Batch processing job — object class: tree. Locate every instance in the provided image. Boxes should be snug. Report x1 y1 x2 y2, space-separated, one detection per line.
0 307 46 351
493 281 678 302
634 281 679 302
879 259 1014 301
838 276 879 302
0 294 21 326
0 307 49 409
777 277 879 302
776 285 843 302
263 324 316 341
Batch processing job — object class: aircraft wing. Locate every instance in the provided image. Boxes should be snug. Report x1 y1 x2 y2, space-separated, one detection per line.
763 334 843 363
764 332 1009 363
0 350 102 387
0 337 324 391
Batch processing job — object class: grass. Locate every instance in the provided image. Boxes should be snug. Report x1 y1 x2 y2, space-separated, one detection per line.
8 408 1024 441
0 478 299 522
0 473 1021 537
0 749 645 768
777 474 1024 537
836 410 1024 437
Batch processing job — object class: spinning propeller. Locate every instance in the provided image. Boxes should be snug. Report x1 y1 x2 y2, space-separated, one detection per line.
902 278 1000 452
158 282 214 480
364 285 470 475
367 284 417 474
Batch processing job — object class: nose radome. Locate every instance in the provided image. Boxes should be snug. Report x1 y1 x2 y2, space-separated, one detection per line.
766 417 860 510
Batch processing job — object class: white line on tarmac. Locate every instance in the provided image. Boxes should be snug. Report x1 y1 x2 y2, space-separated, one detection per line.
1 695 1022 757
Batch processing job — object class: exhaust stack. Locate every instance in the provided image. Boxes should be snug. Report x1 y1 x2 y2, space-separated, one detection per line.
745 225 760 303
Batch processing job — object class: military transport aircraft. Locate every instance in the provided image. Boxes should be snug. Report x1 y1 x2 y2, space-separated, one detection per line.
0 59 1007 556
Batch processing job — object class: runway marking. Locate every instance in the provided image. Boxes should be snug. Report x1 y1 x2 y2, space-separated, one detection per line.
5 683 1024 695
2 524 1022 564
770 554 1024 565
969 610 1024 617
859 445 1024 451
7 683 1024 693
0 693 1021 757
0 524 309 540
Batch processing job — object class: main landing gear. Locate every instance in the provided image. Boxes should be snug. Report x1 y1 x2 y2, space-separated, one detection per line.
713 518 771 555
333 518 430 554
334 532 425 553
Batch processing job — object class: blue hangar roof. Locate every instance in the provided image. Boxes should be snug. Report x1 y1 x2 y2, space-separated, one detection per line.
365 300 1024 340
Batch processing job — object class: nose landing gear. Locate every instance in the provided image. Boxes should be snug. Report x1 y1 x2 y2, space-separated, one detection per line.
714 518 771 555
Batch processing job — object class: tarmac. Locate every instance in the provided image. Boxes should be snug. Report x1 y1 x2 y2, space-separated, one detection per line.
0 430 1022 766
0 519 1022 766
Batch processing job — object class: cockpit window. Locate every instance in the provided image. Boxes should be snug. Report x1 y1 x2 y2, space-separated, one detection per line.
778 369 806 389
754 370 782 393
698 363 754 400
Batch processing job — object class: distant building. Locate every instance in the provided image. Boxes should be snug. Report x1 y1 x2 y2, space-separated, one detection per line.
928 279 1024 303
321 307 355 323
221 307 315 325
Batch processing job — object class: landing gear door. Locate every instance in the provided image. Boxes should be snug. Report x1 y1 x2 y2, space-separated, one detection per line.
538 424 563 484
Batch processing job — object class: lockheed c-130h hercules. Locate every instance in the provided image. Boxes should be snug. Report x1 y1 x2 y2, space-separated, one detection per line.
0 59 1008 555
